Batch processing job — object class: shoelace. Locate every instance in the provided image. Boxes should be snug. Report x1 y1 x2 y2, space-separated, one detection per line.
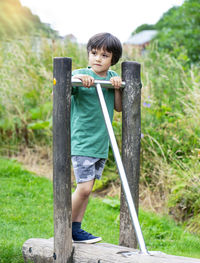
77 229 92 236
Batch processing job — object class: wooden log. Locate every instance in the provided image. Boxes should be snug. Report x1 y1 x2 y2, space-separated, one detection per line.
120 61 142 248
22 238 200 263
23 238 53 263
53 57 73 262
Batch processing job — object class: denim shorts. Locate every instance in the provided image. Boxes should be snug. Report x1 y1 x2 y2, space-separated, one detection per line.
71 156 106 183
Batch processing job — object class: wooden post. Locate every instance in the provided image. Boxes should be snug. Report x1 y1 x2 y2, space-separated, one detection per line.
53 57 72 262
120 61 142 248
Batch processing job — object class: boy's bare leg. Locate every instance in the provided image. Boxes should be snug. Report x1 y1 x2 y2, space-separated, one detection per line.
72 178 102 243
72 179 95 222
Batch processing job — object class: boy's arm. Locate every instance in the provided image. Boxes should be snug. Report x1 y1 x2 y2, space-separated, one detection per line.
114 89 122 112
110 76 122 112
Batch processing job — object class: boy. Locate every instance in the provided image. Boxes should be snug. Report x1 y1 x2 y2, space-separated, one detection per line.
71 32 122 243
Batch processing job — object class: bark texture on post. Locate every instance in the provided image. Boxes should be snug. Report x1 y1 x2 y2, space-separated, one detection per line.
120 61 141 248
53 57 72 263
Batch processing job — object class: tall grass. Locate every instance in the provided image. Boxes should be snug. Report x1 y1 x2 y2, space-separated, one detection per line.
0 39 52 148
137 46 200 231
0 38 87 150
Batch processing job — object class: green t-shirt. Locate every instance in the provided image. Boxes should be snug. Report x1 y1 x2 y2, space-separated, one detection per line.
71 67 118 158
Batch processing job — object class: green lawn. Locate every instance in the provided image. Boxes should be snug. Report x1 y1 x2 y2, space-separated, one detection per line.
0 158 54 263
0 157 200 263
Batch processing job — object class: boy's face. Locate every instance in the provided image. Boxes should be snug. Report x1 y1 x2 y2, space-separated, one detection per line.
88 48 112 77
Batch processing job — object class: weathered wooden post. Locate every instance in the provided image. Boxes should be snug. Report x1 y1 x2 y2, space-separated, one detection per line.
53 57 73 262
120 61 141 248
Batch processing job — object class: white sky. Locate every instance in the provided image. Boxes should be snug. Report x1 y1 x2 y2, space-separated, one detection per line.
20 0 184 44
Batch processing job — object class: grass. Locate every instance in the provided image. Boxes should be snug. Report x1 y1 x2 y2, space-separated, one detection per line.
139 210 200 258
0 157 200 263
0 157 54 263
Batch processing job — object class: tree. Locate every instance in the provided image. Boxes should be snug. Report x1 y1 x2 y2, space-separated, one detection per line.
155 0 200 63
0 0 58 39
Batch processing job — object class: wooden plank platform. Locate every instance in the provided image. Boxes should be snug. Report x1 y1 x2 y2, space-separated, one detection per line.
22 238 200 263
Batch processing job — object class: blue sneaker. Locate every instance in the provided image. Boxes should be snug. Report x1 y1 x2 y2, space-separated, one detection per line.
72 228 102 244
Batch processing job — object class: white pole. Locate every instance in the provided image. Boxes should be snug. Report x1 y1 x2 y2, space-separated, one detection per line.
96 83 148 255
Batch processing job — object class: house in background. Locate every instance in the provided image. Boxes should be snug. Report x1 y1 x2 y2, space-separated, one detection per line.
124 30 157 56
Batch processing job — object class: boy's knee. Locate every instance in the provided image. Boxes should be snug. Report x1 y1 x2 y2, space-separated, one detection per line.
80 188 92 199
76 181 94 199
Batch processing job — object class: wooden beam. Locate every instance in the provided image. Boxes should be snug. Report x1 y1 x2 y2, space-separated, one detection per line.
22 238 200 263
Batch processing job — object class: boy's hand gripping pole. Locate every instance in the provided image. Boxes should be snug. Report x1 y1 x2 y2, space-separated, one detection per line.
96 83 149 255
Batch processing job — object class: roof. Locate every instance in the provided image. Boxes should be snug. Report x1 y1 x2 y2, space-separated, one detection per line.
125 30 157 45
64 34 77 43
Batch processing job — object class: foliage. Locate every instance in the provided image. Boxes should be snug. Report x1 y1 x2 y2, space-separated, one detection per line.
132 0 200 64
155 0 200 64
0 39 52 147
0 0 57 40
140 47 200 164
0 158 200 262
168 169 200 234
138 45 200 232
0 38 87 149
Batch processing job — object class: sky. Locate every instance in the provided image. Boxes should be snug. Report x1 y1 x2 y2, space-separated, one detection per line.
20 0 184 44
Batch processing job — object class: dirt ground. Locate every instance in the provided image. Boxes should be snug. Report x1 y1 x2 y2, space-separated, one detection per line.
15 146 53 180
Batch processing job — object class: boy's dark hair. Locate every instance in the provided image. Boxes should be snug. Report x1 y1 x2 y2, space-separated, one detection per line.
87 32 122 66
